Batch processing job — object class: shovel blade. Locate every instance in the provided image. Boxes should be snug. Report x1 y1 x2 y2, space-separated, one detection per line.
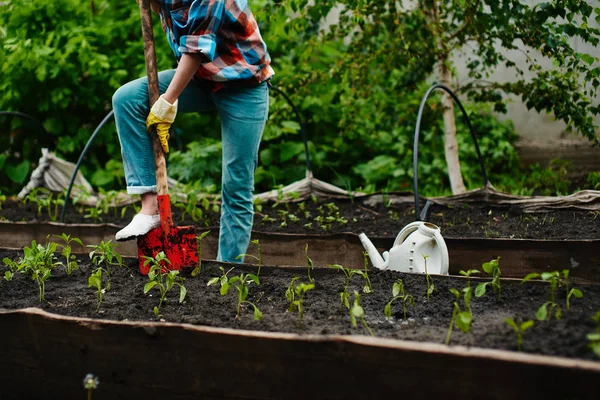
137 225 199 275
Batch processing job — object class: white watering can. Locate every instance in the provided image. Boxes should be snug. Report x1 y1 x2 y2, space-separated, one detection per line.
359 221 449 275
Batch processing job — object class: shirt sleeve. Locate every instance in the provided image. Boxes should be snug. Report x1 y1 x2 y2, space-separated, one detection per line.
176 0 225 61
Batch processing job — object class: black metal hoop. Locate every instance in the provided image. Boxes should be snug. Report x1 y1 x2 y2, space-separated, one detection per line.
413 83 488 220
60 110 114 223
267 81 311 173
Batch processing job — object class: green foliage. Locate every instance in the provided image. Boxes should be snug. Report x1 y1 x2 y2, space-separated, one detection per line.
384 279 415 321
16 239 58 303
285 276 315 330
207 266 262 320
191 230 211 277
521 269 581 321
328 263 369 311
505 318 535 352
236 239 262 277
446 287 473 345
349 291 374 337
0 0 174 193
54 233 84 275
475 257 502 300
88 267 108 312
305 243 314 284
588 311 600 358
143 251 187 318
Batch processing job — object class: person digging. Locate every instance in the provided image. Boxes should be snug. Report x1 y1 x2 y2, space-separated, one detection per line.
114 0 274 263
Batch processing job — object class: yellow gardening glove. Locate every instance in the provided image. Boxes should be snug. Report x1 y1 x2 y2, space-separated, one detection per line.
146 95 178 154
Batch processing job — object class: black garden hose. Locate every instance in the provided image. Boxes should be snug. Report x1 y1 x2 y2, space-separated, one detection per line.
60 110 114 223
267 80 311 174
413 83 488 221
0 111 49 137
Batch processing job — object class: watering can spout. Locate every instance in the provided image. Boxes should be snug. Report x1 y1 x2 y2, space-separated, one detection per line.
359 233 388 270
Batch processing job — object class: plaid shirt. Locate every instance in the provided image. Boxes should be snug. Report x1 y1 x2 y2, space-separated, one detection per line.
156 0 274 92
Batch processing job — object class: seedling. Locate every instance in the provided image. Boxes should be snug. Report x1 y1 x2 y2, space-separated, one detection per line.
587 311 600 358
207 266 262 320
87 240 128 278
446 287 472 345
384 279 415 321
285 276 315 329
236 239 262 278
328 263 369 311
362 251 373 294
349 291 374 336
505 318 534 352
459 269 479 313
143 251 187 317
88 267 108 312
20 238 59 303
2 257 19 281
54 233 84 275
305 244 314 284
561 269 583 310
191 230 211 277
475 257 502 300
423 254 434 302
521 270 576 322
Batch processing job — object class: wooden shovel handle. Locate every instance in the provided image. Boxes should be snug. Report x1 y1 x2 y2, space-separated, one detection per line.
138 0 168 196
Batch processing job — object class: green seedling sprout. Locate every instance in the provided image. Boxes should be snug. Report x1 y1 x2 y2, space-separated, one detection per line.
561 269 583 310
459 269 479 313
446 287 472 345
207 266 262 320
504 318 534 352
587 311 600 358
236 239 262 278
143 251 187 318
88 267 108 312
350 290 374 337
305 244 314 284
475 257 502 300
423 254 434 302
19 238 58 303
191 230 211 277
521 270 568 322
2 257 19 281
362 251 373 294
328 263 369 311
384 279 415 321
86 240 128 278
54 233 84 275
83 373 99 400
285 276 315 330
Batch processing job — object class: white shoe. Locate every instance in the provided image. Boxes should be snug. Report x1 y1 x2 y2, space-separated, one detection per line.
115 213 161 242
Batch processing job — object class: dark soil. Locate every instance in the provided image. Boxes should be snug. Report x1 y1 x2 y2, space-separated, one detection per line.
2 196 599 240
1 249 599 362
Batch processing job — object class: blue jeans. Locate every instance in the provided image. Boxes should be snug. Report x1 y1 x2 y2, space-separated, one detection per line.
112 70 269 263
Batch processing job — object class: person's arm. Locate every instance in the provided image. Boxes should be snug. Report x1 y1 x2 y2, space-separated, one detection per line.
162 53 202 104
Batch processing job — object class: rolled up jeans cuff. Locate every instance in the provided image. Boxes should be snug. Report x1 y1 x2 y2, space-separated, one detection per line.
127 185 157 195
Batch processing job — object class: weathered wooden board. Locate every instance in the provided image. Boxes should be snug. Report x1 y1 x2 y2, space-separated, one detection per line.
0 308 598 400
2 221 599 283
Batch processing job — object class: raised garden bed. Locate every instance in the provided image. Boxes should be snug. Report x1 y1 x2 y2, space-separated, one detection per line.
2 191 600 282
1 248 599 399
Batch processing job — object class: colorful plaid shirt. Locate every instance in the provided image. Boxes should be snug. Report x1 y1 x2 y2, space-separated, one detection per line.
156 0 274 92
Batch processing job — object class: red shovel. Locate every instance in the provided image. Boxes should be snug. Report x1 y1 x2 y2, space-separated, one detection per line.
136 0 198 275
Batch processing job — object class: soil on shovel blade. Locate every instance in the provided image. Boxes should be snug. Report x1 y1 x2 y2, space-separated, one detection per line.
1 249 599 362
2 196 599 240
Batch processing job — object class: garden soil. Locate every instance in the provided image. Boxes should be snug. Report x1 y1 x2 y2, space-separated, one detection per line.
1 249 599 362
2 196 599 240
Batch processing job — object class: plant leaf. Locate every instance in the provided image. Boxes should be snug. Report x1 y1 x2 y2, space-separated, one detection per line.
144 281 158 294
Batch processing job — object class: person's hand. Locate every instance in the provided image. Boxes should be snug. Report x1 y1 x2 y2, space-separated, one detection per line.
146 95 178 154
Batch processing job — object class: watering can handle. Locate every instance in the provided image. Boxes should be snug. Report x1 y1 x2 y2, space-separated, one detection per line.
139 0 169 196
